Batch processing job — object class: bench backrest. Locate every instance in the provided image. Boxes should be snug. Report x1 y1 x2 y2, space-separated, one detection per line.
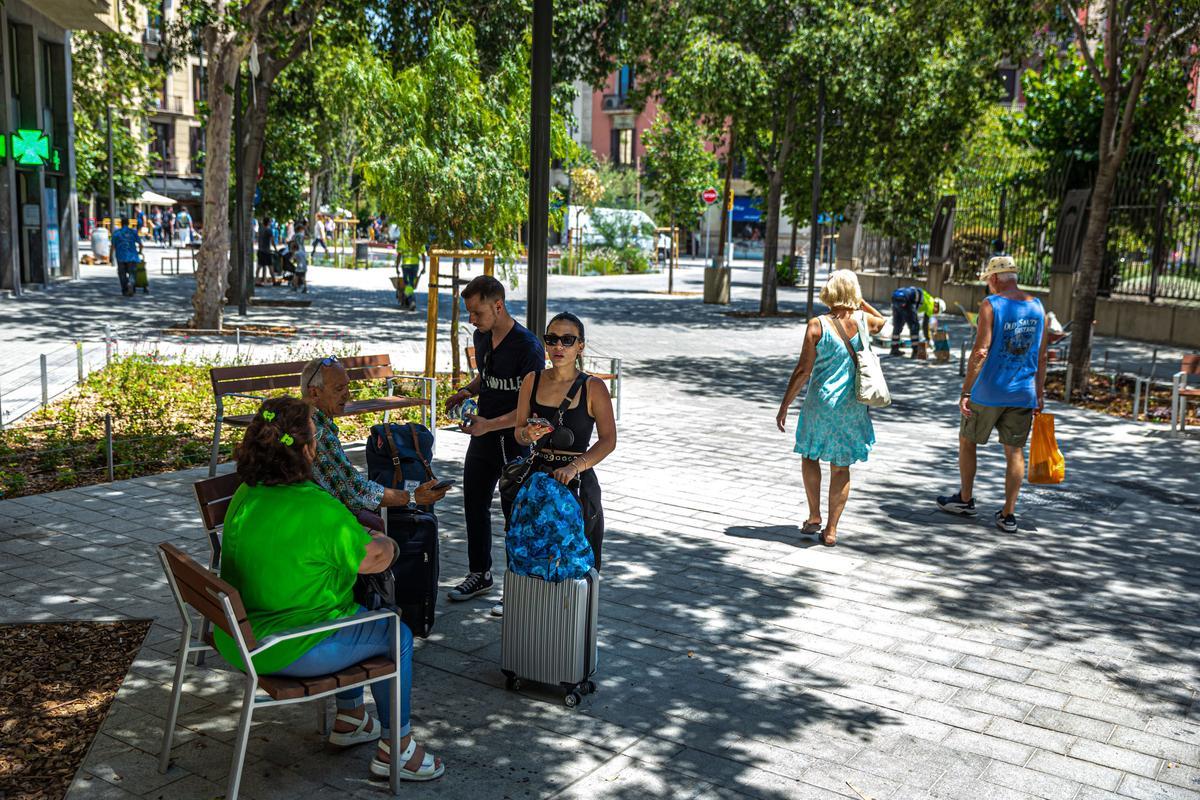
194 472 244 532
159 542 257 650
1183 354 1200 377
210 354 395 397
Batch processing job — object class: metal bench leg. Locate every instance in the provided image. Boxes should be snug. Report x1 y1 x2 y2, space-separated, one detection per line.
226 678 257 800
209 404 224 477
159 622 191 773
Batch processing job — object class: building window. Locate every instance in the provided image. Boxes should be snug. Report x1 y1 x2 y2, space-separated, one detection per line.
611 128 635 167
996 67 1018 105
617 65 634 100
189 126 205 173
192 65 206 107
151 121 174 172
158 77 169 109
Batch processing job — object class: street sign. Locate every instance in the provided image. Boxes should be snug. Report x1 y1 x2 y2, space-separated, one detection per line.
702 187 719 205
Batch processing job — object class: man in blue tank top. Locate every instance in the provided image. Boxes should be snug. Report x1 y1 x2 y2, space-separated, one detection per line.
937 256 1049 533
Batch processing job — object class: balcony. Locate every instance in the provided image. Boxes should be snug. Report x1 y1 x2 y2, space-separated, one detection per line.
156 95 186 114
143 27 163 45
36 0 117 31
601 93 631 113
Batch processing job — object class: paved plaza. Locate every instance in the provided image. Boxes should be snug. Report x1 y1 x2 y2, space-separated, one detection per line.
1 260 1198 799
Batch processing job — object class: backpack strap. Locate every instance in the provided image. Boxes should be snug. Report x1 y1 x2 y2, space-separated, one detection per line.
408 424 435 481
382 428 404 489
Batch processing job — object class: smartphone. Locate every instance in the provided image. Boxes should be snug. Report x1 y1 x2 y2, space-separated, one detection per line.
432 479 456 490
528 417 554 429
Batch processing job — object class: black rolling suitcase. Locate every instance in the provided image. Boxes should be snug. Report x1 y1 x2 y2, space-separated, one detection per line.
385 506 439 638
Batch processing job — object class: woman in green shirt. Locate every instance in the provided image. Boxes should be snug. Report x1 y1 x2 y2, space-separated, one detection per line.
215 397 444 781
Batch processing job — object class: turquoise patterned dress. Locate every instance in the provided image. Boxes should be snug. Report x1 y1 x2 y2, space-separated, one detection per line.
794 313 875 466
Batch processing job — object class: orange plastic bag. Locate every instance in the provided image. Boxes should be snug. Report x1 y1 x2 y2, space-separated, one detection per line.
1028 413 1065 484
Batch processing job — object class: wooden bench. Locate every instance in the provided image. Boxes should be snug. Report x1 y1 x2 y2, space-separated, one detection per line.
156 542 405 797
1171 354 1200 433
464 346 623 420
208 354 436 475
190 471 243 664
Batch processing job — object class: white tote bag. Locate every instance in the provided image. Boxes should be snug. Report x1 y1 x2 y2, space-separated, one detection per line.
831 312 891 409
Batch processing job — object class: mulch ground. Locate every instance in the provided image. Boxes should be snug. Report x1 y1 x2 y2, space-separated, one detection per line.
0 620 150 800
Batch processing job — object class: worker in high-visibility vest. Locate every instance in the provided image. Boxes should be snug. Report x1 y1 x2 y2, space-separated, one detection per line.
400 249 421 310
890 286 945 356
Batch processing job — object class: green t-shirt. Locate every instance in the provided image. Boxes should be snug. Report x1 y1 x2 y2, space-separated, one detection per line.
213 481 369 675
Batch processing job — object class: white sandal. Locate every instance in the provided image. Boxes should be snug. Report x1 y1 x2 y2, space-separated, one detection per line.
327 712 381 747
370 738 445 781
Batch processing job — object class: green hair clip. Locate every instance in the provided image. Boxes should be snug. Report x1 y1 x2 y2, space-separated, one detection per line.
279 433 294 446
261 410 276 421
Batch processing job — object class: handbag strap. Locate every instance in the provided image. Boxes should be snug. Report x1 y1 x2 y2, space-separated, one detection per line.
829 314 861 368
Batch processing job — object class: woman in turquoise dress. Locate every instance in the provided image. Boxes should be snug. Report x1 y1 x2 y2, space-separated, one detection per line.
776 270 886 546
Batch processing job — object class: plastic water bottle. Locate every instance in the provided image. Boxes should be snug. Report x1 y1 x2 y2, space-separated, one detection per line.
459 397 478 425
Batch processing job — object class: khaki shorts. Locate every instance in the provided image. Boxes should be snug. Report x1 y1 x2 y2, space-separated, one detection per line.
960 402 1034 447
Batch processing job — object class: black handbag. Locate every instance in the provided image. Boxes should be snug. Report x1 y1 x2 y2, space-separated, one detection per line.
498 374 587 504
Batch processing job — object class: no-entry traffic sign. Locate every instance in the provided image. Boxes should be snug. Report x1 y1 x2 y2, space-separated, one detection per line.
702 187 719 205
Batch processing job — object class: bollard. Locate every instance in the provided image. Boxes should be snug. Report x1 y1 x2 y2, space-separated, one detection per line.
105 413 114 482
105 324 113 365
76 341 84 384
236 328 241 355
1064 364 1074 403
40 354 48 407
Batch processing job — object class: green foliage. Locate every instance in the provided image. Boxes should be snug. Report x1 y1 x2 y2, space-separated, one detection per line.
594 158 641 209
71 13 161 203
1010 49 1194 167
560 247 652 275
0 352 455 499
776 258 798 287
642 113 718 230
364 17 574 254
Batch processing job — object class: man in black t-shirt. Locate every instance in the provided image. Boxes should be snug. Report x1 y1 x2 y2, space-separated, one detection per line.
445 275 545 606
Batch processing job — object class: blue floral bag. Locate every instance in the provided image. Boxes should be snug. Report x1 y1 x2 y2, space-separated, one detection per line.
506 472 594 582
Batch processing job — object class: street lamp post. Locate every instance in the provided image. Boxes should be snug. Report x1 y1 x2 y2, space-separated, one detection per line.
526 0 552 336
805 75 825 321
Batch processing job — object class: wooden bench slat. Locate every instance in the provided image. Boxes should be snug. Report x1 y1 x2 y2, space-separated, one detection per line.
221 396 427 427
159 544 257 649
194 473 243 532
257 675 307 700
333 664 368 687
358 656 395 679
211 360 312 383
298 675 338 695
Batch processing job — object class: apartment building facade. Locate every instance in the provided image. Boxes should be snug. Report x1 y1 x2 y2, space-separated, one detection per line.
0 0 115 293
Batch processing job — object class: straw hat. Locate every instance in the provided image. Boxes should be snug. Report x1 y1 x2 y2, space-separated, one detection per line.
981 255 1017 279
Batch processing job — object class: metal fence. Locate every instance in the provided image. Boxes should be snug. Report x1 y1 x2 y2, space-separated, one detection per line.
1100 148 1200 303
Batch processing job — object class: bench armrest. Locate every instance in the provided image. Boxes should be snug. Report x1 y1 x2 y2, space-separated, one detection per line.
251 610 396 655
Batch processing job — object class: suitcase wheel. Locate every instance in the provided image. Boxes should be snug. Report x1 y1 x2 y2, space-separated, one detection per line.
584 680 597 695
564 691 581 708
503 672 521 692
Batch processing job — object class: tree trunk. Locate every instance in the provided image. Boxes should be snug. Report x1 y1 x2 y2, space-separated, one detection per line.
191 29 251 330
759 171 784 314
788 210 799 269
715 126 735 268
1067 155 1118 397
231 69 272 306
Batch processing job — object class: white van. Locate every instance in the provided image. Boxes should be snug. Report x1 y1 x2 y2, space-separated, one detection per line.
565 206 658 252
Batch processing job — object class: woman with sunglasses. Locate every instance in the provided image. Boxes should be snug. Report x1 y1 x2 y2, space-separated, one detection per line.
512 312 617 573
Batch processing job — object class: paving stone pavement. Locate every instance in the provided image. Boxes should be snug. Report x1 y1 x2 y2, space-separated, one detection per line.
1 264 1198 800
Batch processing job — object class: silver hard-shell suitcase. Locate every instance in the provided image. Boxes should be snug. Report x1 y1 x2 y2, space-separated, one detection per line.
500 568 599 707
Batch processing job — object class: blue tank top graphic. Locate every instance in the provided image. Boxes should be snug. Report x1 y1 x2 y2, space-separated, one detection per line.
971 295 1044 408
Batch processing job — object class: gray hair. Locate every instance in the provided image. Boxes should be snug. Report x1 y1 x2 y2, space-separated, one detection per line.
300 358 329 392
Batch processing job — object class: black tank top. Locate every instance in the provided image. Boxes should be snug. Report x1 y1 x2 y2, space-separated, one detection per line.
531 371 595 454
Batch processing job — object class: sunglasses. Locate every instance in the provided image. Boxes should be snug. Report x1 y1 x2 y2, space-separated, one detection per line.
543 334 580 347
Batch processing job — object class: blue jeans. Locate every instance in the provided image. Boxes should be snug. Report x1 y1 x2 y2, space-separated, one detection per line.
272 610 412 737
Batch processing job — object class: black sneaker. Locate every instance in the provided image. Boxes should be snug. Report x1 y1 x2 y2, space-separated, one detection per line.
994 510 1018 533
890 345 903 357
937 492 977 516
447 571 493 601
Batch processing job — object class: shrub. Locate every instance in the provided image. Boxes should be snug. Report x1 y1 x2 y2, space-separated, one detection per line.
776 258 799 287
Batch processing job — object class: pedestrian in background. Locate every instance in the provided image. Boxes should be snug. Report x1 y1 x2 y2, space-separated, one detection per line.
176 207 193 244
776 270 886 546
151 209 163 244
257 216 276 285
937 255 1049 533
311 215 330 256
111 221 143 297
290 222 309 293
889 285 945 357
164 209 175 245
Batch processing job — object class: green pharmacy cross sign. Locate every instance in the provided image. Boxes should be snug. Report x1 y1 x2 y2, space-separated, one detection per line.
13 129 51 166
